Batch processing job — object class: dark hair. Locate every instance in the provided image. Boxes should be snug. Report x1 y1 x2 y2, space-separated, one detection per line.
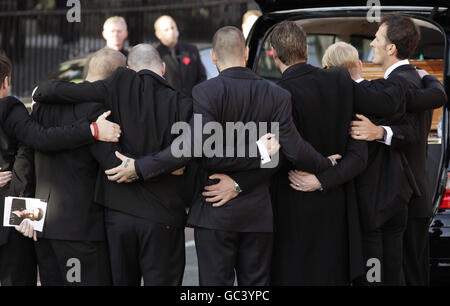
269 21 307 65
381 15 420 60
35 208 44 221
0 53 12 85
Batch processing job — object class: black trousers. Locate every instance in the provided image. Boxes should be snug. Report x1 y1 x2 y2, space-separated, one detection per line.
0 230 37 286
194 227 273 286
35 238 112 286
105 208 185 286
403 217 430 286
356 207 408 286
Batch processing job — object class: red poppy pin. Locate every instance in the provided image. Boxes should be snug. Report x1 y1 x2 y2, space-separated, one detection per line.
182 57 191 66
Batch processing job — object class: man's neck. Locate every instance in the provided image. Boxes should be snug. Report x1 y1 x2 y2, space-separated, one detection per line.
218 62 246 72
280 59 306 74
381 57 400 71
107 43 123 51
383 58 410 79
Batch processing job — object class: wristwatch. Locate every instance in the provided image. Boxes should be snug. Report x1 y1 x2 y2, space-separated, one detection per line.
234 181 243 193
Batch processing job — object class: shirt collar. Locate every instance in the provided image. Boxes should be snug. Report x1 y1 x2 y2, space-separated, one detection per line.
354 78 365 83
384 59 410 79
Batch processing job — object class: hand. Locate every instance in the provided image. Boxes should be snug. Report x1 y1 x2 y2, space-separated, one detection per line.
202 174 239 207
94 111 122 142
15 219 37 241
105 151 139 183
328 154 342 166
171 167 185 176
288 170 322 192
258 133 280 157
350 114 384 141
0 168 12 188
416 68 429 79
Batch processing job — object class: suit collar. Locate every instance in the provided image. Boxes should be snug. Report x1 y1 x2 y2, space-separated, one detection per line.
281 62 318 81
384 59 410 79
137 69 175 90
220 66 262 80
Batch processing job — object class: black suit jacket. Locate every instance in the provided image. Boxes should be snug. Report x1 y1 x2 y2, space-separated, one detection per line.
33 67 193 228
354 66 446 230
157 41 206 97
0 96 95 245
387 65 446 218
31 102 114 241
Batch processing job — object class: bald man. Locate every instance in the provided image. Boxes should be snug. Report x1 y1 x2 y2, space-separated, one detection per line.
154 15 206 96
30 48 127 285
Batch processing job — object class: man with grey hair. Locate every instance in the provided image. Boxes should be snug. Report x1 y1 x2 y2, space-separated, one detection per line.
33 44 193 285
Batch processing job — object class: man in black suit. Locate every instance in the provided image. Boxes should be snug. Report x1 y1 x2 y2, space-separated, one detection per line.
33 44 195 286
0 53 120 286
9 199 44 226
348 16 447 285
30 48 130 286
154 15 206 97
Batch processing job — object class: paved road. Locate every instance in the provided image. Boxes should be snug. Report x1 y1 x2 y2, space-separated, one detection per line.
183 227 199 286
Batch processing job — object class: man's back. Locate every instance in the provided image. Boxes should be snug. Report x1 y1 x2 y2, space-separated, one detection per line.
32 102 106 241
99 67 193 227
187 66 292 233
277 63 354 156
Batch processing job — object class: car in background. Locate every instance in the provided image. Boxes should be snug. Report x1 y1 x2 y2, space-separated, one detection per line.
247 0 450 284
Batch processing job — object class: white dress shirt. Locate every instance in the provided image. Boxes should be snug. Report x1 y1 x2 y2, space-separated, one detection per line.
379 59 410 146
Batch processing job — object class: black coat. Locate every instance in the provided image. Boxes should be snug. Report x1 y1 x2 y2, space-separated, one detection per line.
355 66 446 231
268 63 371 285
0 96 95 245
386 65 446 218
31 102 114 241
157 41 206 97
33 67 193 228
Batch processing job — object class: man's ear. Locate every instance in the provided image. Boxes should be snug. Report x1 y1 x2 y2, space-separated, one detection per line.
271 47 278 60
161 62 166 76
244 46 249 62
1 76 8 90
124 30 129 41
155 30 161 41
387 43 397 57
102 30 107 41
210 49 218 65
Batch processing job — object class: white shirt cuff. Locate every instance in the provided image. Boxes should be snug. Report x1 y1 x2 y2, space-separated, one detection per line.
256 140 271 165
377 126 393 146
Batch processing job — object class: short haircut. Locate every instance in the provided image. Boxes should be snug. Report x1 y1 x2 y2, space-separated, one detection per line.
242 10 262 24
381 15 420 60
127 44 163 71
212 26 246 63
154 15 175 31
36 208 44 221
269 21 307 65
0 53 12 84
88 48 127 79
322 42 360 69
104 16 127 31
